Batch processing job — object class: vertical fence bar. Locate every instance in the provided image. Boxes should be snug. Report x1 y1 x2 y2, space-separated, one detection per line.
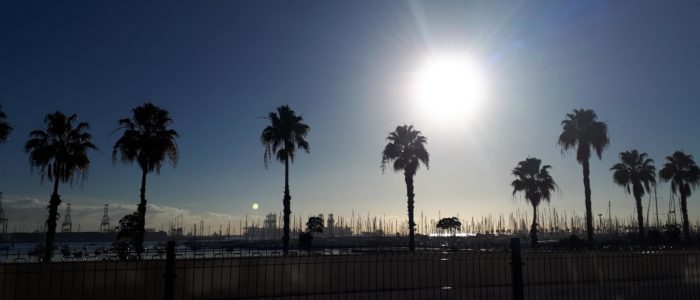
164 241 176 300
510 238 524 300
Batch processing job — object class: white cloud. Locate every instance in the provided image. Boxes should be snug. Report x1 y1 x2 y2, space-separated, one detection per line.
1 194 247 234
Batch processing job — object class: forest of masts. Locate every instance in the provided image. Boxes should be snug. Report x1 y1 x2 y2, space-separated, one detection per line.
172 204 700 240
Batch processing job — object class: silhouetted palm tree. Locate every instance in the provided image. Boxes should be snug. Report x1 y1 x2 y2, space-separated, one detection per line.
113 102 179 256
0 106 12 144
511 158 557 246
381 125 429 251
659 151 700 242
610 150 656 240
25 112 97 261
558 109 609 242
261 105 310 255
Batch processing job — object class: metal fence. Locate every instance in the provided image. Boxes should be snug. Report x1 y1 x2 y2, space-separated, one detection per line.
2 239 700 300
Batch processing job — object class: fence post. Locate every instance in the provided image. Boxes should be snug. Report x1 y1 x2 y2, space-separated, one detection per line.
510 238 524 300
164 241 177 300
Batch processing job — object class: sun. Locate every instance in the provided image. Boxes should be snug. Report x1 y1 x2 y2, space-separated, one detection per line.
412 54 488 125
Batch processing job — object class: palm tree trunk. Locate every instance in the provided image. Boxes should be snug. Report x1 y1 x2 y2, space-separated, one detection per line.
282 157 291 255
680 190 690 242
136 169 147 258
43 176 61 262
404 171 415 252
582 159 594 243
530 204 538 246
632 184 645 241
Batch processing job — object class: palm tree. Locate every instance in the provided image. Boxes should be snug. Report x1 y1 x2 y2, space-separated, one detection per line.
113 102 179 256
610 150 656 240
511 157 557 246
659 151 700 242
558 108 609 242
381 125 429 251
0 106 12 144
261 105 310 255
25 112 97 261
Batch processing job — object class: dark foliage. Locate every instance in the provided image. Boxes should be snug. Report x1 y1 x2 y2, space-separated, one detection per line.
261 105 310 255
511 157 557 246
610 150 656 240
25 112 97 261
113 102 178 257
659 151 700 242
381 125 429 252
0 106 12 144
558 108 609 243
306 216 324 234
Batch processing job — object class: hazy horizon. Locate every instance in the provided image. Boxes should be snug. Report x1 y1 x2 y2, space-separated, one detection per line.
2 1 700 233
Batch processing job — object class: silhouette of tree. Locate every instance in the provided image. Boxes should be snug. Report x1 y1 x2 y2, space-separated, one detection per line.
306 216 324 234
436 217 461 236
0 106 12 144
381 125 429 251
659 151 700 242
113 212 141 260
511 157 557 246
261 105 310 255
113 102 179 257
24 112 97 261
558 109 609 243
610 150 656 240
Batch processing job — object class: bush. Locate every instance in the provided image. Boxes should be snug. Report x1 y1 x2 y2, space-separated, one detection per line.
559 234 585 248
112 240 135 260
647 229 662 244
299 232 313 248
664 224 682 243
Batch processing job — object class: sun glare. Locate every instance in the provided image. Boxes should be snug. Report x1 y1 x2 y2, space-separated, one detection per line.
413 54 488 125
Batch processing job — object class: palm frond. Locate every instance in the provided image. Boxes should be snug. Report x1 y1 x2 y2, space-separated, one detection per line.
511 157 558 207
558 109 609 163
112 102 179 174
261 105 311 168
381 125 429 176
25 111 97 186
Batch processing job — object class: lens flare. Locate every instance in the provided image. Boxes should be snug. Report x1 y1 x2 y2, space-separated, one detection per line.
413 54 488 125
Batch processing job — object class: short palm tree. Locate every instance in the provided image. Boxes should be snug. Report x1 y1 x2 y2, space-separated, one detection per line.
25 112 97 261
261 105 310 255
511 157 557 246
610 150 656 240
381 125 429 251
113 102 179 256
659 151 700 242
0 106 12 144
558 108 609 242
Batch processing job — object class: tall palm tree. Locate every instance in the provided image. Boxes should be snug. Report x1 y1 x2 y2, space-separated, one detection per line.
381 125 429 251
113 102 179 256
511 157 557 246
25 112 97 261
659 151 700 242
558 108 609 242
261 105 310 255
610 150 656 240
0 106 12 144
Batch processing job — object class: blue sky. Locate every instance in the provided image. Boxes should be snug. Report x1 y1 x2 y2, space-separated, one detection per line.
1 1 699 232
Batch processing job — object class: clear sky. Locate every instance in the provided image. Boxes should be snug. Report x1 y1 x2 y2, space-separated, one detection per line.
1 1 699 233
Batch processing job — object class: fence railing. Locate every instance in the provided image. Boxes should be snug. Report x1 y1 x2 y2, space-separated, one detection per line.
2 239 700 300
